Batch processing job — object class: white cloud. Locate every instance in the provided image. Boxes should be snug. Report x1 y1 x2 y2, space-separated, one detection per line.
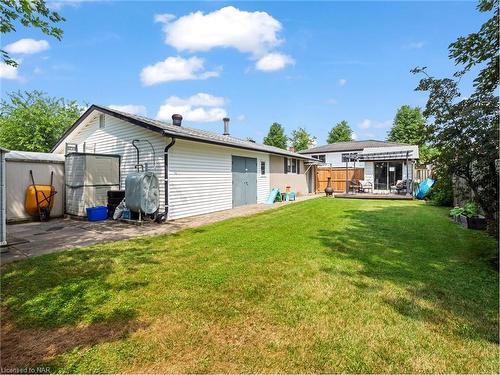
404 41 425 49
156 93 227 123
255 53 294 71
161 6 283 57
47 0 81 10
236 114 245 122
359 119 371 129
326 98 337 105
0 62 20 80
4 39 50 55
352 132 358 140
339 78 347 86
358 119 391 129
140 56 220 86
154 13 176 23
108 104 147 116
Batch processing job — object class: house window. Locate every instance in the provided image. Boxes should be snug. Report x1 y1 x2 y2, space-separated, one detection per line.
312 154 326 163
99 114 105 129
284 157 300 174
260 161 266 175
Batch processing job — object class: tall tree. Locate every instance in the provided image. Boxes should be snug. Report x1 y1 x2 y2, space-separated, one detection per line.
387 105 435 163
387 106 425 145
327 120 352 143
1 0 65 66
289 127 316 152
263 122 287 149
412 0 499 234
0 90 84 152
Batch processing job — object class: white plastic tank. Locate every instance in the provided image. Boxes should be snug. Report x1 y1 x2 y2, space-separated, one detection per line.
125 171 159 214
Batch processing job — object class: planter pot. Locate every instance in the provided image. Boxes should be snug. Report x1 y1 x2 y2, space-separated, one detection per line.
458 214 469 228
467 216 487 230
458 214 487 230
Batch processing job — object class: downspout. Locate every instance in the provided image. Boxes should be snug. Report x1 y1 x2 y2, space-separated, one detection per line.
405 151 411 197
163 137 176 220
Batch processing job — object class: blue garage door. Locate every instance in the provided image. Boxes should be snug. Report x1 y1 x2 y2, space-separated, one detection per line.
232 156 257 207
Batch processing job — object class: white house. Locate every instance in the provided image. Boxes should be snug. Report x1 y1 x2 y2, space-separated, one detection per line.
52 105 315 220
300 140 419 193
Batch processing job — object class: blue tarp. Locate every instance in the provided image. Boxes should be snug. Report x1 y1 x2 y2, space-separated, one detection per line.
415 178 435 199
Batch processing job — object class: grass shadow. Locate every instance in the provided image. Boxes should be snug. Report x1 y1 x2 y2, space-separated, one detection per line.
0 241 162 329
313 203 498 344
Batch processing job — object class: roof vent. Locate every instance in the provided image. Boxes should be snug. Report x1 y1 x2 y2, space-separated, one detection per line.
223 117 230 135
172 114 183 126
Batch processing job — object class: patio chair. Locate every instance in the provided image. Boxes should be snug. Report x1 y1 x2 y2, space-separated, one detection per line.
348 179 360 193
358 180 373 193
391 180 407 194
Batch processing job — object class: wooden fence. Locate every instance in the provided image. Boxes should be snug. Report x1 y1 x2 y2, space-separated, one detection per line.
316 167 364 193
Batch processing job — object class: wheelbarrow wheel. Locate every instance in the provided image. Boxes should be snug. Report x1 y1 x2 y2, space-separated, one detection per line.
39 207 51 221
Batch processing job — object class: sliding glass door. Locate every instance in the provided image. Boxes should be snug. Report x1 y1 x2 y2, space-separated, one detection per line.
374 162 403 190
388 162 403 186
374 162 388 190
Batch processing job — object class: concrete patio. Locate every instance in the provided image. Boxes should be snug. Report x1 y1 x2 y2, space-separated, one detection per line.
1 194 320 265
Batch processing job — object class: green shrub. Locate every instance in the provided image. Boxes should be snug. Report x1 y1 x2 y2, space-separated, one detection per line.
428 175 454 206
449 202 480 218
449 206 464 217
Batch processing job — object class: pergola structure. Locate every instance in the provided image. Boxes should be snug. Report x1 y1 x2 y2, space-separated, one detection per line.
341 150 416 196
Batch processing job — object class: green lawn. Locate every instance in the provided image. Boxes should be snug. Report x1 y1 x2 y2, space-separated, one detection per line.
1 198 498 373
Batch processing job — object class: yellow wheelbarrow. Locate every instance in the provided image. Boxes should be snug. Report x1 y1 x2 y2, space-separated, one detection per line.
25 170 57 221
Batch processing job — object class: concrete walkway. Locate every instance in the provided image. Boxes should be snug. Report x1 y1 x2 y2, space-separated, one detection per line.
1 194 320 264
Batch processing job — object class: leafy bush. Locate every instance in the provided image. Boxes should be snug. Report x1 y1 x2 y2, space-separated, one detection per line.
463 202 480 218
449 207 464 217
428 176 454 206
449 202 480 218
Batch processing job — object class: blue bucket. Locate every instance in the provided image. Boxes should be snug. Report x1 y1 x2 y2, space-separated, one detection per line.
86 206 108 221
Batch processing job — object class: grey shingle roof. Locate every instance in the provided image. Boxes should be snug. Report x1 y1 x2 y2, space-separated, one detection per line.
53 105 313 160
299 140 412 154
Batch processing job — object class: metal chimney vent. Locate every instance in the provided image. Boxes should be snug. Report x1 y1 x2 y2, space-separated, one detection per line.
223 117 230 135
172 114 183 126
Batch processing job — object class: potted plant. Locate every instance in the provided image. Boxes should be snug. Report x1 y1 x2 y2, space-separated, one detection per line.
450 202 487 230
449 206 464 224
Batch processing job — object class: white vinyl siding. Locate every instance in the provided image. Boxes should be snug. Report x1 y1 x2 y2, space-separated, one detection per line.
364 162 374 186
53 113 167 210
168 140 270 220
322 151 365 167
53 112 273 220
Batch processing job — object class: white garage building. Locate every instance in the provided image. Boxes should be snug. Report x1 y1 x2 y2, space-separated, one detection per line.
52 105 314 220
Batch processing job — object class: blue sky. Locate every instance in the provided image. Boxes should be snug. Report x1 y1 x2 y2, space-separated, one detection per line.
0 1 486 144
